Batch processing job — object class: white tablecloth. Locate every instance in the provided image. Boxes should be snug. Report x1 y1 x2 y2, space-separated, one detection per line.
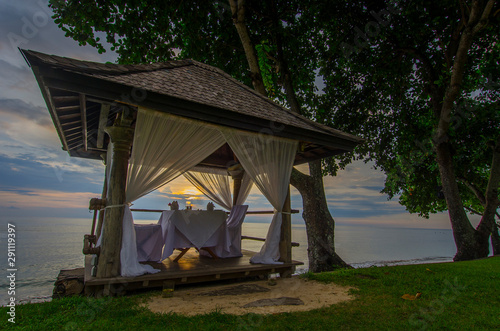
159 210 228 260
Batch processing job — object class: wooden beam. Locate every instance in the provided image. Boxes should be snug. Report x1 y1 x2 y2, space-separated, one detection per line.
56 105 81 112
242 235 299 247
128 208 300 214
52 95 79 103
59 113 81 121
80 93 88 151
279 187 292 264
97 104 110 148
246 209 299 214
32 70 70 152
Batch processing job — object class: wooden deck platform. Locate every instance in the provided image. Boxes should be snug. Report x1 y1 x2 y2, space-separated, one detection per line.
84 249 303 296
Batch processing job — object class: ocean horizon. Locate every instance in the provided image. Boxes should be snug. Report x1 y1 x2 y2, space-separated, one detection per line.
0 216 458 306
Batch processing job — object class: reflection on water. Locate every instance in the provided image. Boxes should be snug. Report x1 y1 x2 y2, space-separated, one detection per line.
0 217 457 305
242 222 457 272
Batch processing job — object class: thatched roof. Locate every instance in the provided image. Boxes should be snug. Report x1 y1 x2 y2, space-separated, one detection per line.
22 49 362 167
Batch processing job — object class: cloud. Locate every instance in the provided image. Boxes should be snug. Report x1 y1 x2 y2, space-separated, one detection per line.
0 153 104 194
0 98 51 126
0 188 96 209
0 1 117 65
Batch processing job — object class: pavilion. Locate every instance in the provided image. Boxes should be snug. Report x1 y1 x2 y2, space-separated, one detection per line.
22 49 362 295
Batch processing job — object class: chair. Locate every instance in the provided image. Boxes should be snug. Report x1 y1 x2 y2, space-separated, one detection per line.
134 223 163 262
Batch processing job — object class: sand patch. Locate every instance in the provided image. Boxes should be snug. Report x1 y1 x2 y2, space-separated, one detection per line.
144 276 353 316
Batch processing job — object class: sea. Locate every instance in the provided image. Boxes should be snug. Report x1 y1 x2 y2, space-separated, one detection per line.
0 216 458 306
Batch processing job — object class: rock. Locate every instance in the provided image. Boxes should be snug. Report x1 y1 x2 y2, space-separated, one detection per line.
242 297 304 308
267 279 277 286
52 268 85 299
198 284 270 296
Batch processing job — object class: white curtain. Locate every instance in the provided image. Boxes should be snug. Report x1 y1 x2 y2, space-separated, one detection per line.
184 167 253 209
119 107 226 276
126 108 226 202
235 172 253 206
184 168 233 210
223 129 297 264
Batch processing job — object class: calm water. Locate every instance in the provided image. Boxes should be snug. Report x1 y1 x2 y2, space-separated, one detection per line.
0 217 457 306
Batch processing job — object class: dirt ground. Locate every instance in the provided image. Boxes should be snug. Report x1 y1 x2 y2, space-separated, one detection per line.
144 276 353 316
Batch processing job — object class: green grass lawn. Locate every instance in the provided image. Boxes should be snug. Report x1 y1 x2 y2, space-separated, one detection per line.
1 256 498 330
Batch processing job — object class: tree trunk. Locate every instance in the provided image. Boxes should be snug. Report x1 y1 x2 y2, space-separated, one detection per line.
228 0 267 96
435 141 488 260
477 136 500 256
290 161 351 272
432 1 496 261
492 222 500 255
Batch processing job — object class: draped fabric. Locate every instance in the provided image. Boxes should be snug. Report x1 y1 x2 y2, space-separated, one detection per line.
119 108 226 276
184 168 253 210
184 168 233 211
185 167 253 259
120 205 160 276
126 108 226 202
109 106 298 275
222 129 298 264
235 172 253 206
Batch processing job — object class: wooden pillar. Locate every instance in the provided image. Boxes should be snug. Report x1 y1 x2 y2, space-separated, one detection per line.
95 153 108 241
279 186 292 264
232 172 243 206
96 124 134 278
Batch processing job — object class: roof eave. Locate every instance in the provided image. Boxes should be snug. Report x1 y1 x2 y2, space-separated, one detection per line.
33 65 360 153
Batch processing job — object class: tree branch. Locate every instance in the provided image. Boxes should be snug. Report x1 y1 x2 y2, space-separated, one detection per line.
472 0 496 34
464 206 483 216
436 0 493 142
457 176 487 206
228 0 267 96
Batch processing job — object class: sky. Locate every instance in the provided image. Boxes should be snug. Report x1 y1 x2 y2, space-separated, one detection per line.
0 1 460 230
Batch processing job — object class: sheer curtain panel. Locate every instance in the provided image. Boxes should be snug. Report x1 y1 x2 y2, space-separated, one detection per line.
184 168 232 210
223 129 297 264
126 108 226 202
120 108 226 276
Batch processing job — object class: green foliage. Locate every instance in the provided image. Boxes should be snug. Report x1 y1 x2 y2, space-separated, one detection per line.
49 0 500 219
1 257 498 330
312 0 500 217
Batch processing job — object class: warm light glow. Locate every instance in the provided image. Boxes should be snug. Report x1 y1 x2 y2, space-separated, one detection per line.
0 189 96 209
180 188 202 196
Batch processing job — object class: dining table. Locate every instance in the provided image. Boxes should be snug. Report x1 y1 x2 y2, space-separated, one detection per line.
158 210 228 261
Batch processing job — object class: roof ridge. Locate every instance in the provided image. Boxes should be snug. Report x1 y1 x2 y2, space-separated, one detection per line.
23 49 195 75
188 59 362 141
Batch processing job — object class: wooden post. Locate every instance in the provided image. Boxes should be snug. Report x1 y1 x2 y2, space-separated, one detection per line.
96 124 134 279
279 186 292 264
95 153 108 241
232 172 243 206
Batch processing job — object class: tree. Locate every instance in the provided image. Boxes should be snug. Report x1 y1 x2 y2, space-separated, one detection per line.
312 0 500 260
50 0 500 263
49 0 350 271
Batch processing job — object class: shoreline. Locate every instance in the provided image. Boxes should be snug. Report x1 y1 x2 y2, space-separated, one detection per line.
1 255 454 307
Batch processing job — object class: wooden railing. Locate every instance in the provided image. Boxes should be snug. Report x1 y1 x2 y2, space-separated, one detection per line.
129 208 301 247
241 235 300 247
130 209 300 214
